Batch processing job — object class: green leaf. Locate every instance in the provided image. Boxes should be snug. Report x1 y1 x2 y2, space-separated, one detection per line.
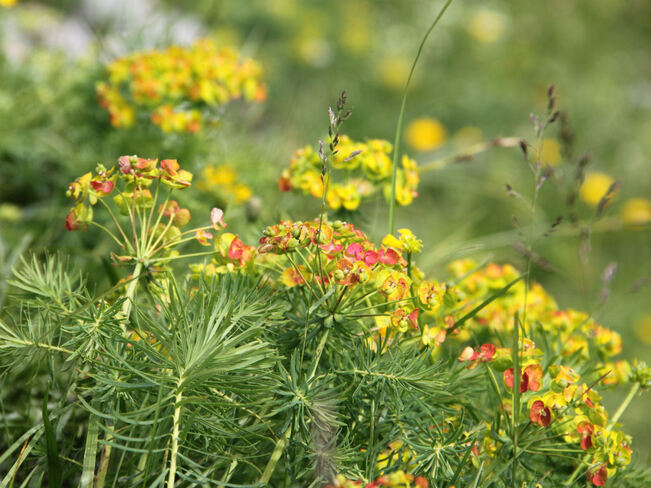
42 386 63 488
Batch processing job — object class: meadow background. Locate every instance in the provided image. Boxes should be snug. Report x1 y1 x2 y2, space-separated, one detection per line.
1 0 650 460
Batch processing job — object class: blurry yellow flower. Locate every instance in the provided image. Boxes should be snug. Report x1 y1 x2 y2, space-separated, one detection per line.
377 55 411 91
539 138 562 167
579 172 617 207
620 198 651 227
468 9 506 43
405 117 447 152
198 165 252 204
0 0 18 6
454 126 483 150
634 315 651 345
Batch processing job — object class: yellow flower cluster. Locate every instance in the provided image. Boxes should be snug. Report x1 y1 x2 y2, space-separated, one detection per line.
439 259 645 484
279 136 419 210
197 164 253 204
96 39 266 132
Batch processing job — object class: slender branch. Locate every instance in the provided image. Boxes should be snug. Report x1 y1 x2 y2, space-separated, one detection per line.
167 377 184 488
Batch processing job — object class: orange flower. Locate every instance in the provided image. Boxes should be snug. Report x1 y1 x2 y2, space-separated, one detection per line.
529 400 551 427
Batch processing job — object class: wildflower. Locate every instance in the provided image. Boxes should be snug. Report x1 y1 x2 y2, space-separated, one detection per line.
422 324 446 347
282 137 418 210
418 280 444 311
620 198 651 227
390 308 419 332
195 229 213 246
504 364 542 392
405 117 446 152
577 421 594 450
529 400 552 427
211 208 227 230
161 159 193 189
198 164 253 204
65 204 92 231
97 40 266 133
579 172 617 207
587 465 608 487
382 229 423 254
379 271 410 301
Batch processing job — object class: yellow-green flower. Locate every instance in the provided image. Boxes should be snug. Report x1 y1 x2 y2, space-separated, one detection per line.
405 117 446 152
579 172 616 207
620 197 651 227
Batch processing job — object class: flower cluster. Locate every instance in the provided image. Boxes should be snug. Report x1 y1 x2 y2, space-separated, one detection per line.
278 136 419 211
326 471 428 488
441 260 648 485
96 39 266 132
196 164 253 204
254 217 454 339
65 156 228 275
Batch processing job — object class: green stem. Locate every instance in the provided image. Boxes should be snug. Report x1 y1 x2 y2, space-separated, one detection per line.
259 425 292 485
167 378 184 488
607 382 640 429
418 137 520 173
121 262 143 318
388 0 455 234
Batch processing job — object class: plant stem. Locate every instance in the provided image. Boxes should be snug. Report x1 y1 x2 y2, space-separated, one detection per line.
167 378 184 488
607 382 640 429
388 0 455 234
121 262 143 318
418 137 520 173
259 425 292 485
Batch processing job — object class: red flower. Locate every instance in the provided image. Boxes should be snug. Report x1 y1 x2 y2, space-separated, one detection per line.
90 180 115 195
504 364 543 392
577 421 594 450
529 400 551 427
478 343 497 361
65 209 79 231
588 465 608 486
378 248 400 266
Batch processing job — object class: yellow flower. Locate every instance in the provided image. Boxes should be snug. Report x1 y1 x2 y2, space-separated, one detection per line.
620 198 651 227
405 117 446 152
539 138 562 167
579 171 617 207
382 229 422 253
468 9 506 43
0 0 18 7
326 183 361 211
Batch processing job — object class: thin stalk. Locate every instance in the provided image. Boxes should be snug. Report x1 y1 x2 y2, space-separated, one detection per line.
121 262 143 318
511 313 521 487
167 377 184 488
388 0 455 234
97 198 130 249
89 222 125 249
258 425 292 485
418 137 520 173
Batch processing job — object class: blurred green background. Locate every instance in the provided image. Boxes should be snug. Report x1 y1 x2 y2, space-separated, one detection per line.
1 0 649 460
